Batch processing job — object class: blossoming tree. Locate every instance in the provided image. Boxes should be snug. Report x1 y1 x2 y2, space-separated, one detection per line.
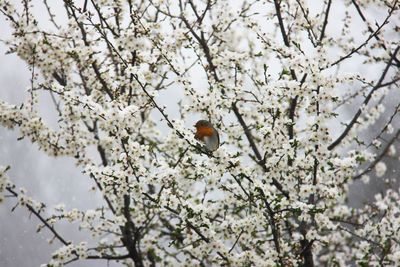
1 0 399 266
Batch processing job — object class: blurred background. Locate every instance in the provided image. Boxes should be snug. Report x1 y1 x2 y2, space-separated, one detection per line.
0 7 116 266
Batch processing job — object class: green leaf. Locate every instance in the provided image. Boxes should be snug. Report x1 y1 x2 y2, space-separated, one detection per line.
281 68 290 76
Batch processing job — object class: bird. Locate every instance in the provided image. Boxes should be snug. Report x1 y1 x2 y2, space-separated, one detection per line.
194 120 220 152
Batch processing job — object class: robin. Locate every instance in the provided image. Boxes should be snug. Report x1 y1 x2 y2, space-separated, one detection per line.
194 120 220 151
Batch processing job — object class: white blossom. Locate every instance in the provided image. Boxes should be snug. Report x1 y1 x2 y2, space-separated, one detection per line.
0 0 399 266
375 162 387 178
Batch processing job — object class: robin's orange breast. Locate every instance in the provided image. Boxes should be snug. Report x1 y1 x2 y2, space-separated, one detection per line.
195 126 214 140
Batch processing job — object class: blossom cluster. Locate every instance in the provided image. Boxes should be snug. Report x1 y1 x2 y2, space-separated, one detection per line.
0 0 399 266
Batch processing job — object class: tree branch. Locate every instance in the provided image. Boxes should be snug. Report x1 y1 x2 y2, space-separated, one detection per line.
328 46 400 150
330 2 397 67
273 0 290 47
6 187 70 246
353 129 400 180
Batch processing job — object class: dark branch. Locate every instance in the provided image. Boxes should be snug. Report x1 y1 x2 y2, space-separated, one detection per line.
328 46 400 150
353 129 400 180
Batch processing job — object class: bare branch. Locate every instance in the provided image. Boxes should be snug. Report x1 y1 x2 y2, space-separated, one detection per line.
328 46 400 150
